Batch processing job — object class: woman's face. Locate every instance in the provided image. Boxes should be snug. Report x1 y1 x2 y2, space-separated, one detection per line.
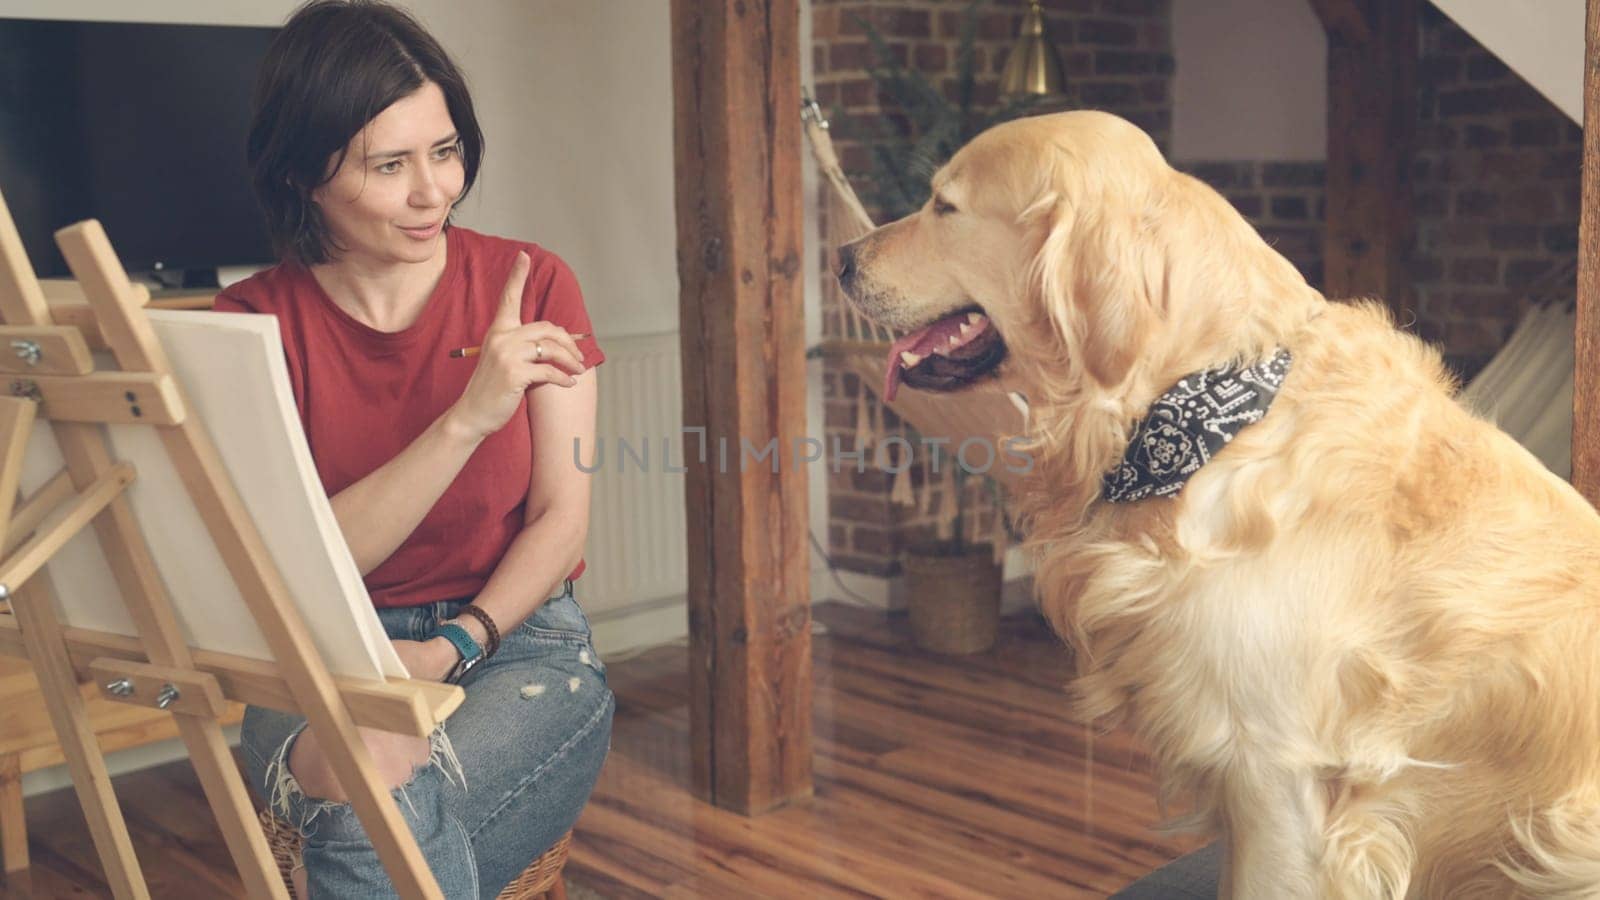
313 80 465 269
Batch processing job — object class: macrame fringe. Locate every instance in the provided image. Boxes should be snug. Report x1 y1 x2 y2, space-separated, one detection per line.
916 444 935 516
890 456 915 506
853 387 872 454
935 461 957 541
991 517 1009 566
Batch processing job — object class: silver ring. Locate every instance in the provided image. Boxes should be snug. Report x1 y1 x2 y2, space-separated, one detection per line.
535 342 544 361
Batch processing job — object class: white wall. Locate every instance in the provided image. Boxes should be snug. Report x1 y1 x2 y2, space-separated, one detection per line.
444 2 678 338
1172 0 1326 161
1431 0 1582 123
1 0 679 339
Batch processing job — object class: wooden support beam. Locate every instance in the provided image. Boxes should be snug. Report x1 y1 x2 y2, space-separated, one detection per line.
0 326 94 376
1306 0 1373 45
0 463 133 594
0 399 33 552
0 752 24 874
88 657 229 719
1577 0 1600 506
670 0 814 814
1317 0 1417 314
5 470 76 554
0 373 184 426
8 580 149 898
0 617 461 738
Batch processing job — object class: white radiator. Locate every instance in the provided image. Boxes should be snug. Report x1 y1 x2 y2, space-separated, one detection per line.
577 331 689 617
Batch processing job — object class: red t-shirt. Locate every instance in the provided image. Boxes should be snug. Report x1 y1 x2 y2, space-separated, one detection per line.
215 226 603 608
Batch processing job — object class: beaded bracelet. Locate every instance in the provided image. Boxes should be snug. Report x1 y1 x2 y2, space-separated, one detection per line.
457 605 501 659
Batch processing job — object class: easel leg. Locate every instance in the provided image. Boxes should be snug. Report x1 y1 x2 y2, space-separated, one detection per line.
170 716 287 899
0 400 35 878
0 752 26 875
159 417 444 898
8 580 148 900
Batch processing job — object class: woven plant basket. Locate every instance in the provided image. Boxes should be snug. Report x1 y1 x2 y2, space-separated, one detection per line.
903 541 1003 654
257 808 571 899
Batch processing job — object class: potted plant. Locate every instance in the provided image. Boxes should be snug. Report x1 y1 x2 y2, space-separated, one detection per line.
841 1 1047 220
902 447 1005 655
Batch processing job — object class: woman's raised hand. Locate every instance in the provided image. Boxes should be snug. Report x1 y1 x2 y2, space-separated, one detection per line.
447 251 585 442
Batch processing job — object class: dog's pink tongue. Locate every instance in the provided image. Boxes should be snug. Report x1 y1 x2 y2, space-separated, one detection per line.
882 315 969 402
884 331 921 402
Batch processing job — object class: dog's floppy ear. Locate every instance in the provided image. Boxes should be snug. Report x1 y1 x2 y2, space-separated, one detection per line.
1028 190 1161 389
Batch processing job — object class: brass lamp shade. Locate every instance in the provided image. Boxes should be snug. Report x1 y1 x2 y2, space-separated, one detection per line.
1000 0 1067 97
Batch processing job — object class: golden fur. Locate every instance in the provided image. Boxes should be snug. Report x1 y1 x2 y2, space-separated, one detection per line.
839 110 1600 898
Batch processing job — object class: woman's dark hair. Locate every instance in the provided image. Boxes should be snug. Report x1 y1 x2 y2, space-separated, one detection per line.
246 0 484 265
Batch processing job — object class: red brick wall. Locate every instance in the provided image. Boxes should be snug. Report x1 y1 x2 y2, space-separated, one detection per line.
1181 8 1579 380
1412 6 1580 376
814 0 1174 577
1179 161 1326 289
813 0 1175 179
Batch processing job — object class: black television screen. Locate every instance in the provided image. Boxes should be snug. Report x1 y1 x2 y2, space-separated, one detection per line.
0 18 278 282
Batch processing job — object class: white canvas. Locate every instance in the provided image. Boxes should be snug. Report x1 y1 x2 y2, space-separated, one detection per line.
18 310 405 681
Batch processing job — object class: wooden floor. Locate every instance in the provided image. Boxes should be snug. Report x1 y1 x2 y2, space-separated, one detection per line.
1 602 1197 898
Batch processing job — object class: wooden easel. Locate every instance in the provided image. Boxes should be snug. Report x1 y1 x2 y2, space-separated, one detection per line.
0 192 462 899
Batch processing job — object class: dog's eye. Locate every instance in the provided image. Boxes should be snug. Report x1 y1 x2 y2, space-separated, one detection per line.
933 197 958 217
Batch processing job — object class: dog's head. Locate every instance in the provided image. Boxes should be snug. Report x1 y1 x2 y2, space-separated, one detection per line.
837 110 1316 423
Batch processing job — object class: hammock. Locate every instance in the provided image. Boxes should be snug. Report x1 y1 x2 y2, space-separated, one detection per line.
1457 260 1577 480
802 96 1028 557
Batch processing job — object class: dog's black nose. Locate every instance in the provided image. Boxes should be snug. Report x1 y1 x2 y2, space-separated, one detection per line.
836 243 857 288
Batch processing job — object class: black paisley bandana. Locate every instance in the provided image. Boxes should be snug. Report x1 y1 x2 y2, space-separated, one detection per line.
1101 349 1293 503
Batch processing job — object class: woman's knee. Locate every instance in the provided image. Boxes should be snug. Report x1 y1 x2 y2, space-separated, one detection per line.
287 724 432 802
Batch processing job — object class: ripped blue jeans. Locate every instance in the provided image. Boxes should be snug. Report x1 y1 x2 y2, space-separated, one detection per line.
239 582 614 899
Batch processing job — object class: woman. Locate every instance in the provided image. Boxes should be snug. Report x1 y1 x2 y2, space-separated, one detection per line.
219 2 613 896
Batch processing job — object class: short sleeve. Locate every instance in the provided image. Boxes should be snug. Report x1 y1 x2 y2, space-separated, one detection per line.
524 251 605 369
213 290 257 314
211 286 308 420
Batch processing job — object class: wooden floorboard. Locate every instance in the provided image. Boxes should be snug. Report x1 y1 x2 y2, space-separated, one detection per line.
0 602 1196 898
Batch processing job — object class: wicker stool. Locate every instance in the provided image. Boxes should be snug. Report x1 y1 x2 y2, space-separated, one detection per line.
258 808 570 899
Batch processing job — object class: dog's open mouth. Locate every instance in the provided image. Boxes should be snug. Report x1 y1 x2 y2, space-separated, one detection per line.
883 306 1007 401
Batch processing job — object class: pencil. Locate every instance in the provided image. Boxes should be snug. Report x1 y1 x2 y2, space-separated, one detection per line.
449 334 588 358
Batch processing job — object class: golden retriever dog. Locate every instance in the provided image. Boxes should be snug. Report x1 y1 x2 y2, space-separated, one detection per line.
835 110 1600 898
